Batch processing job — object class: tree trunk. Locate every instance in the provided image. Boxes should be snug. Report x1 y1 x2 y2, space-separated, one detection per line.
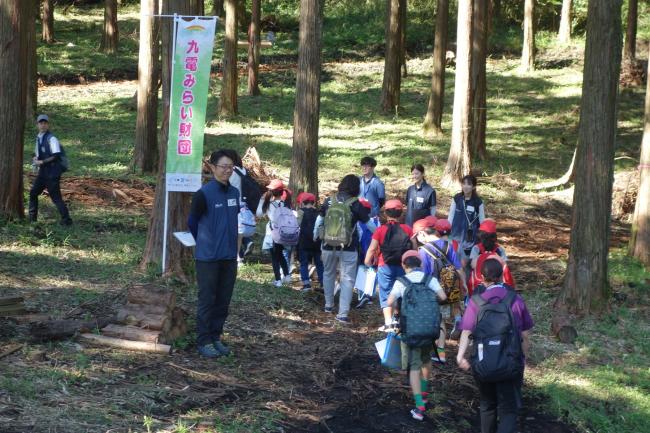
189 0 204 15
399 0 407 78
213 0 224 16
558 0 623 315
0 0 28 220
219 0 238 116
471 0 488 160
441 0 473 188
100 0 119 54
41 0 53 43
423 0 449 138
623 0 637 61
139 0 193 279
236 0 247 33
134 0 160 174
521 0 535 72
289 0 323 198
247 0 261 96
628 43 650 266
26 0 38 122
558 0 572 43
381 0 402 113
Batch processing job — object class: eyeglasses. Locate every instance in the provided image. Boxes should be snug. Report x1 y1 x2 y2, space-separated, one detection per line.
214 164 234 171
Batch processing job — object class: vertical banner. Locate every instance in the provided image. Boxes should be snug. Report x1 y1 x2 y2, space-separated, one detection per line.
165 17 217 192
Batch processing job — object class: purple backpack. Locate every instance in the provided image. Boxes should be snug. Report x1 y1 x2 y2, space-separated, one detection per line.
271 205 300 246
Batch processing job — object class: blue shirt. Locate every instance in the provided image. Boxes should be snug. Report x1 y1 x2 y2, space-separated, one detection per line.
190 180 240 261
359 175 385 217
419 240 461 277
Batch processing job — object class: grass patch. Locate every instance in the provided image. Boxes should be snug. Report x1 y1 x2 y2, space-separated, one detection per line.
526 249 650 433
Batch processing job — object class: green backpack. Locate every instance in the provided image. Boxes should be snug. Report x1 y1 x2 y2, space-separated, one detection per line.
323 196 357 247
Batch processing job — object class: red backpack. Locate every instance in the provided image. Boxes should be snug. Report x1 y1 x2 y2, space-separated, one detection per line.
468 243 515 296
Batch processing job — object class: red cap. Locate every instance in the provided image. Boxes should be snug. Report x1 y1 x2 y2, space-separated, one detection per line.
479 218 497 234
424 216 438 226
297 192 316 204
266 179 284 190
434 219 452 234
358 198 371 209
384 199 403 210
412 218 436 236
401 249 420 264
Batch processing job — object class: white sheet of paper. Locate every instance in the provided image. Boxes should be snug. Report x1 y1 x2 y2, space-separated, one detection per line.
355 265 377 297
173 231 196 247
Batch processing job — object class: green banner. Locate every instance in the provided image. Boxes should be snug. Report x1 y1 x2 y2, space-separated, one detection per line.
165 17 216 192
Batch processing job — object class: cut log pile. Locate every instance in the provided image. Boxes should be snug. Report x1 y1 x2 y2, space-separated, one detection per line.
0 297 27 317
85 285 187 354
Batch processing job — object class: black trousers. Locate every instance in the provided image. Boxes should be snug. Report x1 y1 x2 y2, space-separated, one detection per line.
195 259 237 346
477 373 523 433
28 175 70 222
270 242 289 281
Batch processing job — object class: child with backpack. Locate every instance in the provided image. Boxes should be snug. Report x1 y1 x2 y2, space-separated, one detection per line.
456 258 533 433
364 199 417 331
318 174 376 323
468 219 515 295
296 192 323 292
385 250 447 421
256 179 298 287
415 218 467 362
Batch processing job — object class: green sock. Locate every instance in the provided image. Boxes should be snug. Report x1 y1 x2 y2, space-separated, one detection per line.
420 379 428 393
414 393 425 408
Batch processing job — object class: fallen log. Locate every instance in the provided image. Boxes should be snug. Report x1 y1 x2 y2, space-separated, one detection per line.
29 318 112 341
126 285 176 310
0 297 24 306
122 301 169 316
80 333 171 354
0 304 28 316
8 314 52 324
116 308 171 332
101 324 162 343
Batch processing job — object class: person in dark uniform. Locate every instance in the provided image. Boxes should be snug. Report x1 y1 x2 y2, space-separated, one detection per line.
29 114 72 225
188 149 240 358
404 163 436 226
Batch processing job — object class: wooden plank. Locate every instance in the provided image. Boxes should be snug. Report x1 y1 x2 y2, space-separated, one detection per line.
0 343 24 360
0 297 24 306
0 305 27 316
80 333 171 354
101 324 161 343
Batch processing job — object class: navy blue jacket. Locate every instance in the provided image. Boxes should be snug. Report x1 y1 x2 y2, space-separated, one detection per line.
190 180 240 261
36 132 64 179
450 193 483 250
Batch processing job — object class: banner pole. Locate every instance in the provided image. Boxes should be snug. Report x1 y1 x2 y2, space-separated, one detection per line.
161 14 179 275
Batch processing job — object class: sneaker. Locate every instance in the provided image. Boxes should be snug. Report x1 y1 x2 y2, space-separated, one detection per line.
213 340 231 356
450 321 462 341
355 295 371 309
237 258 244 268
377 324 395 332
282 275 292 285
273 280 282 288
335 315 349 324
243 240 254 256
197 343 222 358
410 407 425 421
302 284 312 292
434 347 446 364
323 306 334 313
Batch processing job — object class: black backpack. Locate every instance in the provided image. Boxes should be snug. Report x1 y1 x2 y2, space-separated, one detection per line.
470 290 524 383
380 223 411 266
234 167 262 212
298 207 320 250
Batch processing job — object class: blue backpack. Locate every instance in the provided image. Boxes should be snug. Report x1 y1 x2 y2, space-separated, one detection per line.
398 274 441 348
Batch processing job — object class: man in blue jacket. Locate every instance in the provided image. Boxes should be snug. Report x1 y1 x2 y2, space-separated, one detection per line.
29 114 72 225
188 149 240 358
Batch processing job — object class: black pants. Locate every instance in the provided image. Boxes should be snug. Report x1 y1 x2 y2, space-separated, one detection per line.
195 259 237 346
28 175 70 222
270 242 289 281
477 374 523 433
